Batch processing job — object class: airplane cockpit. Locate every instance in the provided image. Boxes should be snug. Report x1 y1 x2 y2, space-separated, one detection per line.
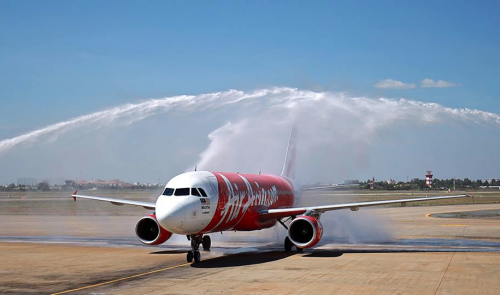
156 171 218 235
162 187 208 197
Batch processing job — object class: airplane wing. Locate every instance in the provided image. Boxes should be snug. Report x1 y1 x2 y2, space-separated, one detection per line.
302 184 360 191
259 194 469 221
71 190 156 210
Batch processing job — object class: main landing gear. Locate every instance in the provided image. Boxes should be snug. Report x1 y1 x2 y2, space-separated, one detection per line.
284 236 303 252
186 234 211 263
279 217 303 253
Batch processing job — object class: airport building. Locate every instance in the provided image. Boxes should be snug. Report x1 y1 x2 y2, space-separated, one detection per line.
16 177 38 187
75 179 134 189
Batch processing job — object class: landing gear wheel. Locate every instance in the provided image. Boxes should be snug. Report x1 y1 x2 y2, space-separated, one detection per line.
187 251 194 263
189 234 203 262
194 250 201 263
202 235 211 251
296 247 304 253
284 237 293 252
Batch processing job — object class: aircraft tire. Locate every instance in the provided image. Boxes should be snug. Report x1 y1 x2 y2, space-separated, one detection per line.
284 236 293 252
194 250 201 263
202 235 211 250
187 251 194 263
296 246 304 253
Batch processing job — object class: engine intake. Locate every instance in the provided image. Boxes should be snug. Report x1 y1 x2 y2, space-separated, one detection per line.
135 215 172 245
288 215 323 248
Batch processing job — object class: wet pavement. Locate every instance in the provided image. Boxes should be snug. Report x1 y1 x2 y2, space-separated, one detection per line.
2 202 500 294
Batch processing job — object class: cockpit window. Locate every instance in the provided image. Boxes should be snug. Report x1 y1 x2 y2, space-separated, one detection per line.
198 188 208 197
174 188 190 196
163 188 174 196
191 188 201 197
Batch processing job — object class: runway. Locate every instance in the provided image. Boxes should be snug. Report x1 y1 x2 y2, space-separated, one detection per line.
2 200 500 294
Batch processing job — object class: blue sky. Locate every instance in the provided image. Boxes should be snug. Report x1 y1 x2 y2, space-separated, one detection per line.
0 1 499 183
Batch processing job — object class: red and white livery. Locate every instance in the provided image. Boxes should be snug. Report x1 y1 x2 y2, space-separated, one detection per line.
72 128 468 263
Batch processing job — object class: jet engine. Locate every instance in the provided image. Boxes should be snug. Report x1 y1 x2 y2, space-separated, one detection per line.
135 214 172 245
287 215 323 248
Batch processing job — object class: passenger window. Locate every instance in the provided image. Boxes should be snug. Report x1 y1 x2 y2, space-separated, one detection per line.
174 188 190 196
192 188 201 197
163 188 174 196
198 188 208 197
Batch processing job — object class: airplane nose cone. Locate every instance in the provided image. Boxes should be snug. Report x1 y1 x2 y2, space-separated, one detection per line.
156 196 186 233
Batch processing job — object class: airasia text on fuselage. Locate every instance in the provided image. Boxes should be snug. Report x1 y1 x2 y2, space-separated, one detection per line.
202 172 295 233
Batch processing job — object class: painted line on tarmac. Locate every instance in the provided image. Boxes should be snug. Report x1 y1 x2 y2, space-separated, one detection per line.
440 224 468 227
50 262 190 295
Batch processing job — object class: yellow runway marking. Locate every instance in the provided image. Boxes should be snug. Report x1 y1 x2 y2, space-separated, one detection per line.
50 262 190 295
440 224 468 227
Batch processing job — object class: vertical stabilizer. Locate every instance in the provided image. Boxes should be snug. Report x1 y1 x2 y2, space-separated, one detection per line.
281 126 297 179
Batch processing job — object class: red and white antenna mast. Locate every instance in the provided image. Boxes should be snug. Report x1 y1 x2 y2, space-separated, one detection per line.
369 177 375 190
425 170 433 188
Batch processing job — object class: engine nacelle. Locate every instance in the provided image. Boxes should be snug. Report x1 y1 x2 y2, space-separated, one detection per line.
288 215 323 248
135 215 172 245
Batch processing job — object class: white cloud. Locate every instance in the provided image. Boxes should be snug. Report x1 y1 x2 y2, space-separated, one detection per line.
374 79 416 89
421 78 461 88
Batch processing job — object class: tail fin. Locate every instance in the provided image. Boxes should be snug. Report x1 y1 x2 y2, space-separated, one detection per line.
281 126 297 179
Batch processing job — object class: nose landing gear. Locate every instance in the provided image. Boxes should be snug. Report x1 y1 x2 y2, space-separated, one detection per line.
186 234 211 263
187 250 194 262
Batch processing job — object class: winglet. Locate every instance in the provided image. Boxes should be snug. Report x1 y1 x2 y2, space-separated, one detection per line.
72 190 78 201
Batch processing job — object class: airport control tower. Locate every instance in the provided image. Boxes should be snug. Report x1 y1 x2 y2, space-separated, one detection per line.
426 170 433 188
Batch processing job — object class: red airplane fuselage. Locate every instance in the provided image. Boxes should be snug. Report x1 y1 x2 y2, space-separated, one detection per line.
155 171 299 235
204 172 296 232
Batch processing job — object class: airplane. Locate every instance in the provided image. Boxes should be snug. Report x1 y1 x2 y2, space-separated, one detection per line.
72 128 469 263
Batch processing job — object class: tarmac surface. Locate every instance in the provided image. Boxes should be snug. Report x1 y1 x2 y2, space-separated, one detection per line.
1 194 500 294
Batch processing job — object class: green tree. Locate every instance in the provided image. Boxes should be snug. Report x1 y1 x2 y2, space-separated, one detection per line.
7 183 16 191
37 181 50 191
